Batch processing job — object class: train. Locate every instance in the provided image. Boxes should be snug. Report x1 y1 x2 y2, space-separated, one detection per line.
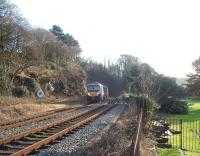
86 82 108 103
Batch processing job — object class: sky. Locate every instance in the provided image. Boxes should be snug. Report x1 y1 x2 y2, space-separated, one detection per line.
11 0 200 78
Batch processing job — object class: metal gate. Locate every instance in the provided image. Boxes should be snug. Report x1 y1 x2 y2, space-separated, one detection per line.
166 119 200 151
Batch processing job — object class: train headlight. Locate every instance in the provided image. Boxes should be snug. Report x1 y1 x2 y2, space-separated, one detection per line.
87 92 100 96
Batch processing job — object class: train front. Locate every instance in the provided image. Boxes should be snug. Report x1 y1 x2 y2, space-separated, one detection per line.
86 83 103 103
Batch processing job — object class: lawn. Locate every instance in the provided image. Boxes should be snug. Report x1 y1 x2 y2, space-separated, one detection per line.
158 148 180 156
158 99 200 156
167 99 200 119
184 151 200 156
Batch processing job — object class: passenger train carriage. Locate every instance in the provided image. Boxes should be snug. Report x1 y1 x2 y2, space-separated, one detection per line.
86 82 108 103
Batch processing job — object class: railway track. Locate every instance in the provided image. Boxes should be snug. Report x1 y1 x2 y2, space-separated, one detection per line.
0 103 117 156
0 105 92 132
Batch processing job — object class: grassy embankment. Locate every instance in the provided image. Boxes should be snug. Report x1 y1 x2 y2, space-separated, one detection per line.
158 99 200 156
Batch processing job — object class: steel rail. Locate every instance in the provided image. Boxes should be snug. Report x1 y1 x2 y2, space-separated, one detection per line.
0 107 76 127
0 105 92 132
0 108 79 132
0 105 106 145
10 104 116 156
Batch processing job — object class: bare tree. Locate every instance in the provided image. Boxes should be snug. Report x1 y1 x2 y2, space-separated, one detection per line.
0 0 30 27
0 16 35 94
138 63 159 98
30 28 58 64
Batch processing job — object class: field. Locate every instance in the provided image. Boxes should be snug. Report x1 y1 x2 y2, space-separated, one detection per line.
158 99 200 156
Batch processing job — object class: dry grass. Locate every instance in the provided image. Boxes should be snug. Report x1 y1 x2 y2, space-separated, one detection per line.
0 103 67 121
0 96 77 121
0 96 35 106
140 137 157 156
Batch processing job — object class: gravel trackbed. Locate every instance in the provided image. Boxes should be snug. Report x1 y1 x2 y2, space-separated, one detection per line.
30 104 124 156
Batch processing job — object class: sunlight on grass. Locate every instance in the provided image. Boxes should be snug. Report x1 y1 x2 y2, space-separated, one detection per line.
184 151 200 156
158 148 180 156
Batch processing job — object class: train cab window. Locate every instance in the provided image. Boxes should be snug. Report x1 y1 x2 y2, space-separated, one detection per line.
87 85 100 92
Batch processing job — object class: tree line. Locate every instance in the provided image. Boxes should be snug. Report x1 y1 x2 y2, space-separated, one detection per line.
80 54 188 115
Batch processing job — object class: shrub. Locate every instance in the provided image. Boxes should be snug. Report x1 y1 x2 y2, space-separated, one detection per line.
169 100 188 114
134 95 158 125
159 97 174 113
47 62 56 70
23 77 39 92
122 93 134 103
134 95 157 112
159 97 188 114
12 86 29 97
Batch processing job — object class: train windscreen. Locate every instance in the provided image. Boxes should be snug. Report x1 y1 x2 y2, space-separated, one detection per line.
87 85 100 92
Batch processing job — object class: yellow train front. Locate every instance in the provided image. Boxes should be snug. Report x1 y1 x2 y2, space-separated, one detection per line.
86 82 108 103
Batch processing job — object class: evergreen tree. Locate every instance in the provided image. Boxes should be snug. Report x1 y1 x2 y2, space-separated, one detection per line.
50 25 79 47
49 25 65 40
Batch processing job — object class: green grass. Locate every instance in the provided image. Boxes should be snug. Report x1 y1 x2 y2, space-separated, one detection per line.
158 148 180 156
184 151 200 156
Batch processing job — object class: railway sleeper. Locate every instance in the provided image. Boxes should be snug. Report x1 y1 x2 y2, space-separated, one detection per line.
43 139 62 148
67 129 79 134
29 149 40 155
37 132 56 135
62 133 70 137
50 126 66 130
13 140 36 145
43 144 54 148
2 144 24 149
24 137 42 141
63 122 70 125
53 125 62 128
48 140 60 144
43 130 61 134
32 134 49 138
0 150 13 155
44 128 61 133
45 128 66 132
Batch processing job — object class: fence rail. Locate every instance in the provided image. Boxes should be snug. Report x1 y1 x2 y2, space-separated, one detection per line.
130 109 143 156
